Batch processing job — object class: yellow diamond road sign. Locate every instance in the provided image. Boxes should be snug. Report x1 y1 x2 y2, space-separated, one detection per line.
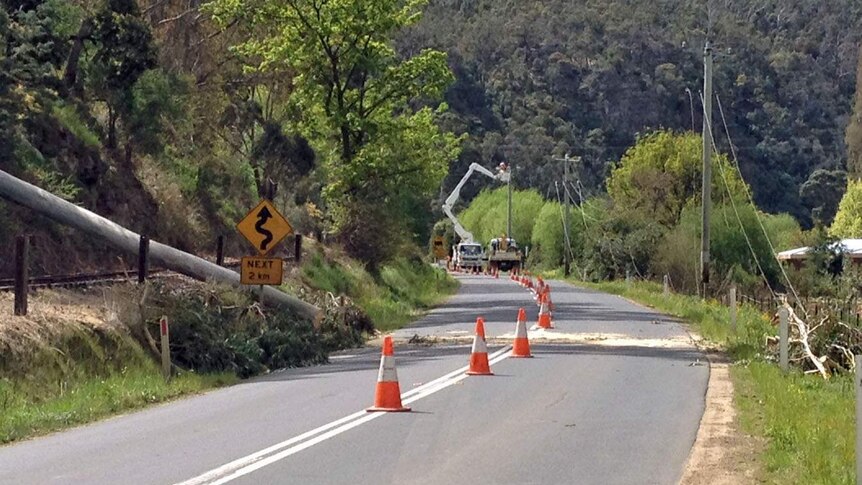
237 199 293 255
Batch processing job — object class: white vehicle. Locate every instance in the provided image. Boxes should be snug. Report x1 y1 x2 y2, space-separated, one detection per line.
442 162 510 271
454 242 485 271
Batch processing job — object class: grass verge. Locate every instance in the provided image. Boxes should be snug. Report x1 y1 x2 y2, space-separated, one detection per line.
568 278 855 484
0 363 234 445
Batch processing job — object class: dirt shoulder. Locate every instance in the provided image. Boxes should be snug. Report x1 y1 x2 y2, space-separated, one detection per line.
679 351 764 484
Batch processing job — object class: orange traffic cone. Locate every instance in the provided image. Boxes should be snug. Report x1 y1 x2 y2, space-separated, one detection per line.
511 308 533 358
367 336 411 412
466 317 493 376
537 296 553 329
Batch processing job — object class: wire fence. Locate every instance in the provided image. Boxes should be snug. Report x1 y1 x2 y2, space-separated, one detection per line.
737 292 862 326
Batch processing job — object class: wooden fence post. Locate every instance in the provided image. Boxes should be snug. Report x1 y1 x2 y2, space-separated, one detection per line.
159 316 171 381
14 235 29 316
779 307 789 373
216 235 225 267
729 285 737 333
138 235 149 283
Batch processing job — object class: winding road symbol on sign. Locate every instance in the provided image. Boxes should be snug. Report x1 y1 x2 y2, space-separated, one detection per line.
255 207 274 251
237 200 293 255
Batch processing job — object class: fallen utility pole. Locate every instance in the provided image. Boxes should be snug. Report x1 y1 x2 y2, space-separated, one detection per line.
0 169 321 322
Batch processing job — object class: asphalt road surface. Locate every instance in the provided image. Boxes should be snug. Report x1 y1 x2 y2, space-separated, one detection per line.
0 274 708 485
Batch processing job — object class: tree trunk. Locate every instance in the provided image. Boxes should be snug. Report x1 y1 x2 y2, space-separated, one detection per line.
0 169 321 323
63 19 94 95
108 106 117 150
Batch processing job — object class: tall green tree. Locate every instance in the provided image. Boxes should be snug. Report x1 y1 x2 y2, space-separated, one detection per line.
207 0 461 267
606 131 748 228
799 169 847 227
87 0 156 152
847 45 862 181
831 179 862 238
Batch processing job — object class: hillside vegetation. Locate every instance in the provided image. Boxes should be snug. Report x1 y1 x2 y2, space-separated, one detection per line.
407 0 862 228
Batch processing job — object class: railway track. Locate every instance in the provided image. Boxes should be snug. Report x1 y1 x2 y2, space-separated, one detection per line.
0 269 170 292
0 259 262 292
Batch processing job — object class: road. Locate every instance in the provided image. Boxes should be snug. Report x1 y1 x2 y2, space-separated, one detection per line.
0 274 708 485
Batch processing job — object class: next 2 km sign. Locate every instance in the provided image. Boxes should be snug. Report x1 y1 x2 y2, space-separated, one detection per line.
237 199 293 255
240 257 284 285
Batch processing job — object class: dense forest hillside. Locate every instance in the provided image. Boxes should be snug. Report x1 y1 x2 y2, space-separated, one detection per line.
2 0 862 277
404 0 862 226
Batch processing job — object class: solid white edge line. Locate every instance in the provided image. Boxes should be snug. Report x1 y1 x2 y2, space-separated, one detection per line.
206 349 513 485
176 345 511 485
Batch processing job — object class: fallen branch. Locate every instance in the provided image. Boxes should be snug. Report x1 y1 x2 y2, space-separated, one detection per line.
784 302 830 379
829 343 856 372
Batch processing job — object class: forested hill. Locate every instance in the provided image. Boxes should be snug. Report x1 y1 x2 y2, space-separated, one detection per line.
402 0 862 226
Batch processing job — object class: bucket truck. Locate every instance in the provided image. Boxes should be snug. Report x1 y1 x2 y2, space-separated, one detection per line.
442 163 512 272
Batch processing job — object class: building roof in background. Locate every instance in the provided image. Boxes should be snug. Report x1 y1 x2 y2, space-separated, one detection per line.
777 239 862 261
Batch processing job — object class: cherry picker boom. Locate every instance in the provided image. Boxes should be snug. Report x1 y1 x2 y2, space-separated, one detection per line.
442 163 511 271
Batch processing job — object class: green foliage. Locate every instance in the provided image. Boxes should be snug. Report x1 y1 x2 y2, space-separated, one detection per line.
407 0 861 225
830 179 862 238
847 46 862 181
762 212 805 253
159 287 338 378
579 199 666 280
529 201 567 270
301 252 458 332
52 101 100 148
130 69 188 156
0 366 234 444
208 0 461 266
652 204 799 293
458 187 545 245
607 131 747 227
799 169 847 227
735 363 854 484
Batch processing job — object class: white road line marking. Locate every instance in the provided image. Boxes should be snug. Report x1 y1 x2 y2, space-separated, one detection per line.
176 346 512 485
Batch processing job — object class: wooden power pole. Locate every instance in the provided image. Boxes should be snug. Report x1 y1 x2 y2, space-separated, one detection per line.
701 41 714 293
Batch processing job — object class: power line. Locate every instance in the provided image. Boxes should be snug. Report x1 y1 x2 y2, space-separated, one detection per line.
715 93 806 317
701 91 776 299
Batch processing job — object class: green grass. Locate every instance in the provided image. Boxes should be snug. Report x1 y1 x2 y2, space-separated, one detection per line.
734 362 854 484
0 363 234 444
52 102 100 148
302 254 458 332
565 277 855 483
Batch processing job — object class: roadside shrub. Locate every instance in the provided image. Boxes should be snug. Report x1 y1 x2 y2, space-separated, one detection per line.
138 282 364 378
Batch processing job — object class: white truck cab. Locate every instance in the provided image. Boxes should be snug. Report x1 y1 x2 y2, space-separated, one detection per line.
454 242 485 271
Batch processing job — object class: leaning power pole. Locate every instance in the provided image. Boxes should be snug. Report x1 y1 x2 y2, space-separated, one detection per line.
564 156 571 276
701 41 714 293
507 165 513 241
553 154 579 277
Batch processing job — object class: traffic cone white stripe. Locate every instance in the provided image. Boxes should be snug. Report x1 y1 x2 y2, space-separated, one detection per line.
515 319 528 338
377 355 398 382
471 333 488 354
